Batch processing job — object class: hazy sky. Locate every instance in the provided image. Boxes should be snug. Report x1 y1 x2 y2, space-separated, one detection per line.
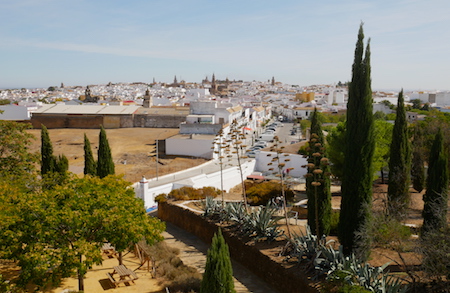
1 0 449 91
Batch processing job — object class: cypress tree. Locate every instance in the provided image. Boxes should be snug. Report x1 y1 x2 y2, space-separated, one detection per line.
411 124 425 193
339 24 375 256
83 133 96 176
306 108 332 236
41 124 56 175
387 90 411 218
422 129 448 235
97 126 115 178
200 229 235 293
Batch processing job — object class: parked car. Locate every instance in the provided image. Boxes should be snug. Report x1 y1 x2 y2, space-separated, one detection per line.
245 150 258 158
250 145 264 151
254 141 268 147
256 133 274 142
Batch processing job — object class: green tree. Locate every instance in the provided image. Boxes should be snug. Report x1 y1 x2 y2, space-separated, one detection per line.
0 121 38 180
327 120 391 183
372 120 393 183
339 24 375 256
326 121 346 180
422 129 448 236
306 108 332 236
97 126 115 178
41 124 56 175
411 99 421 109
373 111 387 120
387 90 411 219
0 175 165 291
83 133 96 176
380 100 395 109
200 229 235 293
411 124 425 192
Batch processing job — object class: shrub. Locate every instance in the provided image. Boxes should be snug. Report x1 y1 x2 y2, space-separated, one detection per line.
418 227 450 281
246 181 294 205
140 241 201 293
161 186 221 201
169 186 201 200
366 213 411 250
155 194 167 203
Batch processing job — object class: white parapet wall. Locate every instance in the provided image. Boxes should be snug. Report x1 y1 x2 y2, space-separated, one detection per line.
136 159 256 209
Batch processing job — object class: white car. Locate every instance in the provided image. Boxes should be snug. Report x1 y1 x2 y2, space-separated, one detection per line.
255 141 267 147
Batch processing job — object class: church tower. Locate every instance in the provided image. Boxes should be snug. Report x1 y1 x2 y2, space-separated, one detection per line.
143 88 153 108
211 73 217 95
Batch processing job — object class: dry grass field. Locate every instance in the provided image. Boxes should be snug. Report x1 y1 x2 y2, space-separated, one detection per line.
26 128 208 183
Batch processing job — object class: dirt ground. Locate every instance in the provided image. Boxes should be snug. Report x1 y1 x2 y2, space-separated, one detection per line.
26 128 208 183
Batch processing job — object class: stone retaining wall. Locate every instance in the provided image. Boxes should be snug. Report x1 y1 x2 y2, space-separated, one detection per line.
158 202 318 293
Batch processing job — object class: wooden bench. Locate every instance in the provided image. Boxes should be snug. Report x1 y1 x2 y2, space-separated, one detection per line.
129 269 138 280
106 272 131 287
102 243 117 257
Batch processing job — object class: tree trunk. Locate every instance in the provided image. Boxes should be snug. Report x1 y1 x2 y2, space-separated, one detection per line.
78 255 84 292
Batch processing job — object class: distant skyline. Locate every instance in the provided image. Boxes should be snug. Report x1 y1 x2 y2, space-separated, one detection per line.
1 0 449 91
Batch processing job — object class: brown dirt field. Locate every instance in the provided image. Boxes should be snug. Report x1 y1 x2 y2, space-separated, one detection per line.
26 128 208 183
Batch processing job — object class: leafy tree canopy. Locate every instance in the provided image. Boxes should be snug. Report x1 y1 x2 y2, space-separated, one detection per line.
0 121 38 180
0 175 165 290
327 119 392 181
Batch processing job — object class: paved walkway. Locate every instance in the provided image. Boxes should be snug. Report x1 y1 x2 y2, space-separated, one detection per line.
163 222 280 293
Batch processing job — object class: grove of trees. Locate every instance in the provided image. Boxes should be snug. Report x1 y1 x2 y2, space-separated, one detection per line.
0 121 165 292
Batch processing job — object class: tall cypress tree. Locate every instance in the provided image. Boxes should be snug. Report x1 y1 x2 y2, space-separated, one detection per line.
387 90 411 219
422 129 448 235
83 133 96 176
200 229 235 293
306 108 332 236
339 24 375 256
411 124 425 193
41 124 56 175
97 126 115 178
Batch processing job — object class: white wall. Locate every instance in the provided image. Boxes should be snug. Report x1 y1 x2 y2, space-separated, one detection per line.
166 135 215 158
0 105 30 120
139 159 256 209
435 92 450 106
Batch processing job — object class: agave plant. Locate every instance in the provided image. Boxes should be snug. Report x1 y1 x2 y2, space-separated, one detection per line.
242 202 282 242
224 201 247 224
202 196 222 218
290 226 407 293
290 226 329 261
